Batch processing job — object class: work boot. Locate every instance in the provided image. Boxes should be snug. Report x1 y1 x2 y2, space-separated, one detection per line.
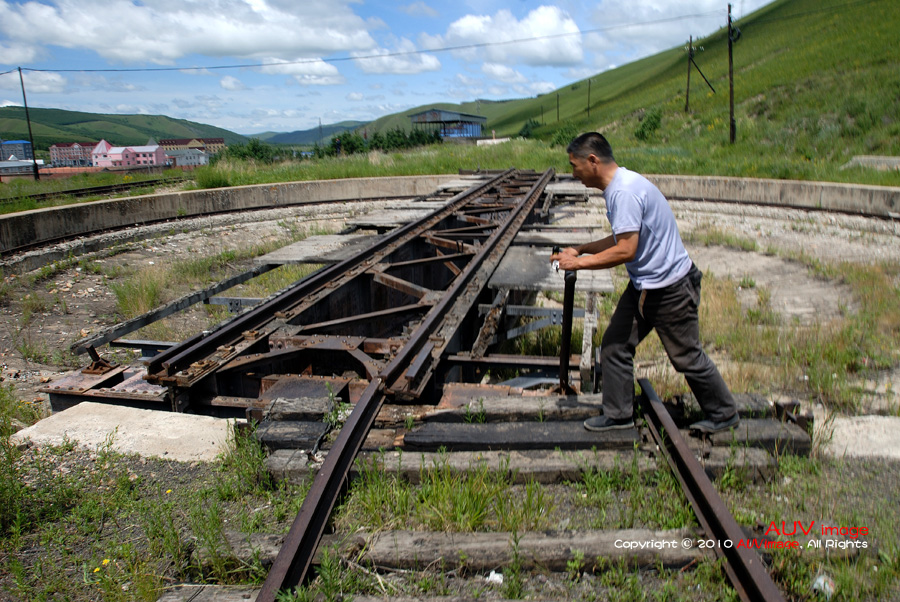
689 413 740 434
584 415 634 432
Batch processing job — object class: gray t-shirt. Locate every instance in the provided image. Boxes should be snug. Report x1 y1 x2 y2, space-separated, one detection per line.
603 167 692 290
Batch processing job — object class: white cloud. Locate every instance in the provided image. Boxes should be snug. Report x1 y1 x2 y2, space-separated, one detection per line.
399 2 439 18
259 58 346 86
514 81 557 96
426 6 582 67
0 42 41 65
481 63 526 84
1 99 19 107
346 92 365 101
0 0 378 64
220 76 247 91
0 70 67 94
353 39 440 75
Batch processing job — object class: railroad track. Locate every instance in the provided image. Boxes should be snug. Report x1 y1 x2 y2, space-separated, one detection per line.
0 175 187 205
41 170 814 601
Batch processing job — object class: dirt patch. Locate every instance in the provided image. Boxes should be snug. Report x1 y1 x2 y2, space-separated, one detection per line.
687 245 855 325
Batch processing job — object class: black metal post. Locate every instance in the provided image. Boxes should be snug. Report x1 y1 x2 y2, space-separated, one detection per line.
729 4 736 143
554 246 577 393
18 67 40 181
559 268 577 393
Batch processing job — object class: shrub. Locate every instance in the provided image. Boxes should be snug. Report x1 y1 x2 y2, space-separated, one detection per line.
551 122 580 147
194 166 231 189
634 108 662 141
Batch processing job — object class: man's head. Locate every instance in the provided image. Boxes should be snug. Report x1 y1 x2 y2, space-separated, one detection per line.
567 132 617 190
566 132 615 163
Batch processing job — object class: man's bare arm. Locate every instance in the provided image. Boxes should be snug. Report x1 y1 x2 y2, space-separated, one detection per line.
552 232 638 271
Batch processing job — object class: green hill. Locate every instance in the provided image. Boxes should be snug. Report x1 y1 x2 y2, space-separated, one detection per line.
359 0 899 182
259 121 370 145
0 107 248 151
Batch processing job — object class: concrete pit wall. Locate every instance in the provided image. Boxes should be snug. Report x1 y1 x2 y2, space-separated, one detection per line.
1 174 898 263
0 175 457 257
650 175 900 218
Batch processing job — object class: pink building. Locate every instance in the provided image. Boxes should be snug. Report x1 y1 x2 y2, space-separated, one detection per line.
92 139 166 168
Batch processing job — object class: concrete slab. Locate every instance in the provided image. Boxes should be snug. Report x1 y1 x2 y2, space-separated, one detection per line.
514 227 608 248
11 402 233 462
254 233 381 265
346 208 433 229
820 415 900 460
489 246 614 293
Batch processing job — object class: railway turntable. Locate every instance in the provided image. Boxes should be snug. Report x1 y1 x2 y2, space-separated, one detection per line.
36 170 809 602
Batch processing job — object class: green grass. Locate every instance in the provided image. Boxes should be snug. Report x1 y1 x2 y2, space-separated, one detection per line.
723 454 900 600
0 169 186 213
0 421 307 600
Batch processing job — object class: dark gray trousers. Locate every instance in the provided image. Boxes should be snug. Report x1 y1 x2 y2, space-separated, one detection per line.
600 265 737 422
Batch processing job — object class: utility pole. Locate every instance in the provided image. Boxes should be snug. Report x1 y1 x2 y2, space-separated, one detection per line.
685 36 693 113
728 4 736 143
18 67 40 181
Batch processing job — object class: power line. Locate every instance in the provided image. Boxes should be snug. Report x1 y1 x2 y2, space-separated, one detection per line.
11 10 724 75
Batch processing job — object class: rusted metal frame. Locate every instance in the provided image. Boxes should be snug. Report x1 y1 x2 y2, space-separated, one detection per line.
258 171 550 599
217 340 383 381
638 379 786 602
433 224 496 235
429 232 492 240
72 263 279 355
296 304 429 335
147 169 516 379
268 335 403 357
385 169 555 394
446 353 579 369
421 232 478 254
454 214 499 226
436 249 463 277
257 170 552 600
471 288 510 358
372 272 434 300
380 252 473 271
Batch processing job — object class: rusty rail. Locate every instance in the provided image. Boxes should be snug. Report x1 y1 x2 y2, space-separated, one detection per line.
638 378 786 602
256 168 554 600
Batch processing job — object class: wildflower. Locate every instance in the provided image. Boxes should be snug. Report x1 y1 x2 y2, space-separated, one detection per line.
93 567 100 573
166 489 172 494
102 559 110 566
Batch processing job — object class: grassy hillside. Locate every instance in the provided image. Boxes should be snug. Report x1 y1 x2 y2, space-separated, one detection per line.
0 107 248 151
360 0 899 184
261 121 370 145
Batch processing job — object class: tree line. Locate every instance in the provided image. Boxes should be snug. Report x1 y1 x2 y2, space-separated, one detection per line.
214 128 443 164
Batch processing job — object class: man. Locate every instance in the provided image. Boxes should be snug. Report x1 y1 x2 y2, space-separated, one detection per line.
551 132 739 433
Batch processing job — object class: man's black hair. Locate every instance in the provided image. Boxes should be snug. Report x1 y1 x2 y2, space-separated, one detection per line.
567 132 615 163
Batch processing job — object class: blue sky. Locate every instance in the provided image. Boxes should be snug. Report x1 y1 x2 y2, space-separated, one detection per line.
0 0 773 136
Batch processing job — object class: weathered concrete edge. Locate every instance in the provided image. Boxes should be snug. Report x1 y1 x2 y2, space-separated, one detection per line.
3 174 898 258
649 174 900 218
0 174 457 256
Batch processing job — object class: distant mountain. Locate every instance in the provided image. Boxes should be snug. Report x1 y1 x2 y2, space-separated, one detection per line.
0 106 248 151
253 121 370 146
